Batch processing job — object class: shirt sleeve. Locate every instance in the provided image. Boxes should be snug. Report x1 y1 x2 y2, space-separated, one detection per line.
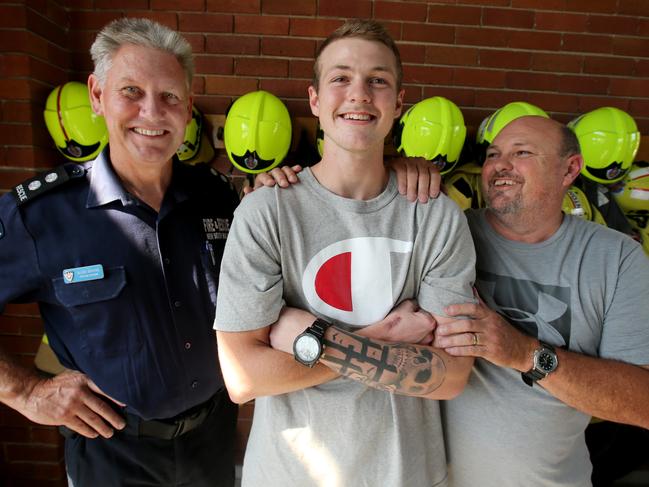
0 195 43 312
599 240 649 365
417 198 477 316
214 190 285 332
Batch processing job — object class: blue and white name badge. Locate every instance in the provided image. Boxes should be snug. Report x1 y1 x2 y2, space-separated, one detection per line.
62 264 104 284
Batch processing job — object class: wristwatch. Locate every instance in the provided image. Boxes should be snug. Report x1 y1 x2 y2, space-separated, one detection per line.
522 341 558 387
293 319 332 368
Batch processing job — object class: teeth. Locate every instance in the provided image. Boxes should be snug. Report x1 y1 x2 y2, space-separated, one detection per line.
494 180 514 186
133 128 165 136
343 113 371 121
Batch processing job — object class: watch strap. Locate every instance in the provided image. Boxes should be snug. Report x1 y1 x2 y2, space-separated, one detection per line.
522 341 556 387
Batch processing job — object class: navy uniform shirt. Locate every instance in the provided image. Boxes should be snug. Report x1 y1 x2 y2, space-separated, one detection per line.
0 148 239 420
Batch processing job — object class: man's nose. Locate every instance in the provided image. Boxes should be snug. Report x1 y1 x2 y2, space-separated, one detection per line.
348 80 371 104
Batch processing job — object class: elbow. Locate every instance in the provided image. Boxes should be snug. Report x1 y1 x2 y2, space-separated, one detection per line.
223 379 257 405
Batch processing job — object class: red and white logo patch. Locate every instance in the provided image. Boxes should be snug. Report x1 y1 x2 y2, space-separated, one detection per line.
302 237 413 325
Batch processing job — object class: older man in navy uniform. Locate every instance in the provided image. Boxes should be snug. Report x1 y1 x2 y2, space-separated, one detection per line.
0 18 239 486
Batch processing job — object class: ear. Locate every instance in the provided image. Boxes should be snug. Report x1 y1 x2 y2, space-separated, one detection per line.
563 154 583 188
394 88 405 119
308 85 319 117
88 74 104 116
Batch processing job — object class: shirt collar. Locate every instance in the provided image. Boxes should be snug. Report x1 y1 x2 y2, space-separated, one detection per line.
86 147 190 209
86 147 131 208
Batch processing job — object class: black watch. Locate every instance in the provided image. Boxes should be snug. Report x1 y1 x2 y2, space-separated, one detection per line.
522 341 558 387
293 319 332 368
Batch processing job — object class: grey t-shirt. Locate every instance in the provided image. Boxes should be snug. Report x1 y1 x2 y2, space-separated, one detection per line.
215 168 476 487
443 209 649 487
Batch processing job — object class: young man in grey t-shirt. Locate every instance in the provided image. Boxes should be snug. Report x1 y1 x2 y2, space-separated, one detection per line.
214 19 476 487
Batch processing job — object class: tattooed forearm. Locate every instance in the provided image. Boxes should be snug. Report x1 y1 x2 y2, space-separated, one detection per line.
320 328 446 396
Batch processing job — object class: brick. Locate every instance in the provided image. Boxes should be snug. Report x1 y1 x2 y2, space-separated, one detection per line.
559 74 609 95
403 65 453 85
401 87 425 105
0 315 21 334
206 0 258 12
483 8 535 29
206 34 259 55
629 99 649 119
4 462 66 480
375 1 428 22
289 60 314 80
32 426 65 445
284 98 312 117
398 43 427 64
262 0 315 15
635 59 649 78
427 5 481 25
456 27 508 48
68 11 121 30
454 68 506 88
262 38 316 58
458 0 508 5
181 33 204 53
508 30 562 51
506 71 560 92
609 78 649 98
2 303 41 316
205 76 258 95
531 52 582 73
193 94 233 115
0 5 27 28
618 0 649 16
94 0 147 8
5 146 60 169
28 58 68 86
127 11 179 30
612 37 648 57
0 123 33 144
422 86 475 108
512 0 565 9
194 55 233 75
290 18 343 38
578 95 631 114
562 33 613 54
587 14 639 35
6 444 63 462
535 11 588 32
565 0 616 14
152 0 204 11
480 49 530 70
426 45 479 67
178 13 232 33
638 18 649 37
0 55 30 77
260 78 310 98
192 76 205 94
318 0 372 18
0 334 41 353
235 15 288 35
401 23 454 44
1 426 32 442
583 55 636 76
26 9 68 47
235 58 288 77
523 92 580 114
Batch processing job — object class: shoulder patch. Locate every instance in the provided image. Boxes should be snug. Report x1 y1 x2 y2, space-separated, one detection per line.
12 164 85 206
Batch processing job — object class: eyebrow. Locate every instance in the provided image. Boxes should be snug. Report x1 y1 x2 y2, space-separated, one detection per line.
327 64 393 74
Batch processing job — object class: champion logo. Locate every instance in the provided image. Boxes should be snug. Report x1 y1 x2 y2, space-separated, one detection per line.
302 237 413 325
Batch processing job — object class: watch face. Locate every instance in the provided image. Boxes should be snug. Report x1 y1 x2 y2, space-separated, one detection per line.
295 334 321 362
538 351 556 372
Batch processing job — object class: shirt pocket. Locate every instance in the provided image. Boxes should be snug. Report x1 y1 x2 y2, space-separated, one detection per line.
52 266 141 357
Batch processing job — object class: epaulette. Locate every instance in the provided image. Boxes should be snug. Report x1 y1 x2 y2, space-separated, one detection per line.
12 163 86 206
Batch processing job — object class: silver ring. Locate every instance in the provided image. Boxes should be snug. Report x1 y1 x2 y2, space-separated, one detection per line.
472 332 479 346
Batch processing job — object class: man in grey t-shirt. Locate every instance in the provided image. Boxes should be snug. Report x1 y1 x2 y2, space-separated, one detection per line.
434 115 649 486
214 19 476 487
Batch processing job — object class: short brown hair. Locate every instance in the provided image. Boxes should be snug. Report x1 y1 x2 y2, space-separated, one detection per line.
312 19 403 91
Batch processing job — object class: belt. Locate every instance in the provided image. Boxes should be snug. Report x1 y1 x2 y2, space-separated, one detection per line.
59 393 221 441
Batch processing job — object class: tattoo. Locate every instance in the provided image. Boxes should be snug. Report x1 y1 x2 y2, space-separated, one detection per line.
321 328 446 396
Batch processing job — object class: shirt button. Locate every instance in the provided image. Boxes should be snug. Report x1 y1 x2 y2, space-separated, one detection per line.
174 301 182 308
184 342 192 350
164 258 171 265
191 380 199 389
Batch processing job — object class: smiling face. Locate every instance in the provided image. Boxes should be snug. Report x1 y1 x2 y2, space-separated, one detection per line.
482 116 581 219
88 44 192 169
308 38 404 157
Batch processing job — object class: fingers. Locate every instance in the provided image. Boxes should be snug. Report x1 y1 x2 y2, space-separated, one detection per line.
406 161 419 203
428 166 441 199
253 172 277 189
444 301 482 318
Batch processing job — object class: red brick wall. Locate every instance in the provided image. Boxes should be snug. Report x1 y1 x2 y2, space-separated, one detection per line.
1 1 648 484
